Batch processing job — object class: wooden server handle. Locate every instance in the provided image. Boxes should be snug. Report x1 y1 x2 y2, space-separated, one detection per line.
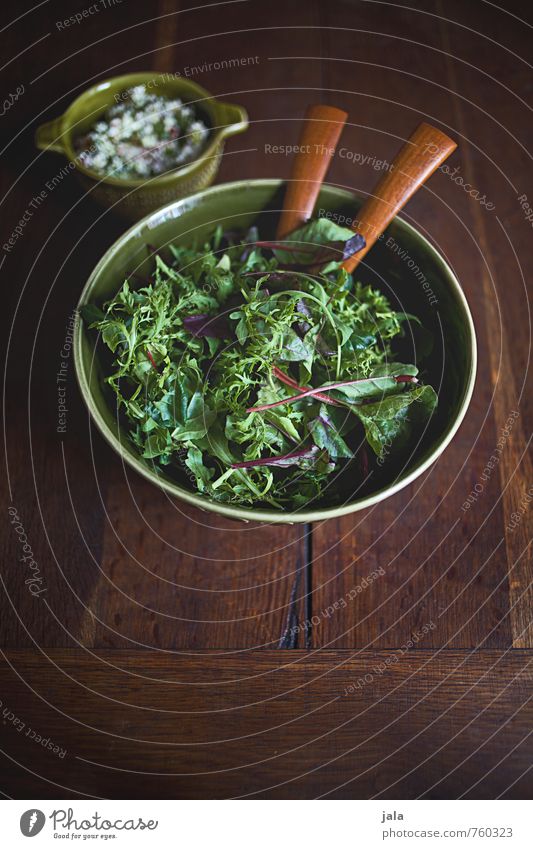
277 104 348 239
342 122 457 273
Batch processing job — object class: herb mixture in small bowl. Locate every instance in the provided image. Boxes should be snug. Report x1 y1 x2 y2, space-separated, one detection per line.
75 181 476 523
35 73 248 219
75 84 209 180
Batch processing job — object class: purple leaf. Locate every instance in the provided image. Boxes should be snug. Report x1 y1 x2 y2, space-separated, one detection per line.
296 299 312 318
232 446 319 469
183 313 230 339
343 233 366 260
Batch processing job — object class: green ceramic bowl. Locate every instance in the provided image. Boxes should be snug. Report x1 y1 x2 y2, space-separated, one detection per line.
74 180 476 524
35 72 248 220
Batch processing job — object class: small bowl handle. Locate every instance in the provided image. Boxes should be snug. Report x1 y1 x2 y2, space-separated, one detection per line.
35 116 66 154
216 101 249 139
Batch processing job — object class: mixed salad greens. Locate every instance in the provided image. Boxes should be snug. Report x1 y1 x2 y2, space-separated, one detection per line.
81 218 437 509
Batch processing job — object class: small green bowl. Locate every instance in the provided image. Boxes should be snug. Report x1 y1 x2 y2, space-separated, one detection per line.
35 72 248 220
74 180 477 524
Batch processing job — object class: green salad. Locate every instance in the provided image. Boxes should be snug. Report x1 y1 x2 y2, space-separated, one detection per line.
81 219 437 508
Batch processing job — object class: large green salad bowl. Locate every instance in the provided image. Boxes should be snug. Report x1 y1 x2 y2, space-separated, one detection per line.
74 180 476 523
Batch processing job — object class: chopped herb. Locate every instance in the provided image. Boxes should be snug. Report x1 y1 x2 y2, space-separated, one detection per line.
75 84 209 180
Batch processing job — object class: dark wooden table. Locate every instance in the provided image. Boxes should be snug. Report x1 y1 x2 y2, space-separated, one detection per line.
1 0 532 799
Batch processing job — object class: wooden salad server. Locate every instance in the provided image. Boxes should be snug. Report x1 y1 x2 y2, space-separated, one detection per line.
276 104 348 239
342 122 457 273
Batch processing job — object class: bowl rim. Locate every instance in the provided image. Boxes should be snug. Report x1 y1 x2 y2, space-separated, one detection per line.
74 178 477 524
37 72 248 189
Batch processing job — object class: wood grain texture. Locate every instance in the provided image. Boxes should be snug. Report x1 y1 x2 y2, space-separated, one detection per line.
435 0 533 648
311 0 531 651
0 650 531 799
89 464 308 649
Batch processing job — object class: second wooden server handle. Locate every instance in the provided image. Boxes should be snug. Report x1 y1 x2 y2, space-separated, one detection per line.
342 122 457 273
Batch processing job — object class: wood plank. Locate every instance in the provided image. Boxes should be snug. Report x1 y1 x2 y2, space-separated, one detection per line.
91 469 308 648
2 0 328 651
0 649 531 799
1 404 110 648
311 0 516 649
435 1 533 647
82 0 320 650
